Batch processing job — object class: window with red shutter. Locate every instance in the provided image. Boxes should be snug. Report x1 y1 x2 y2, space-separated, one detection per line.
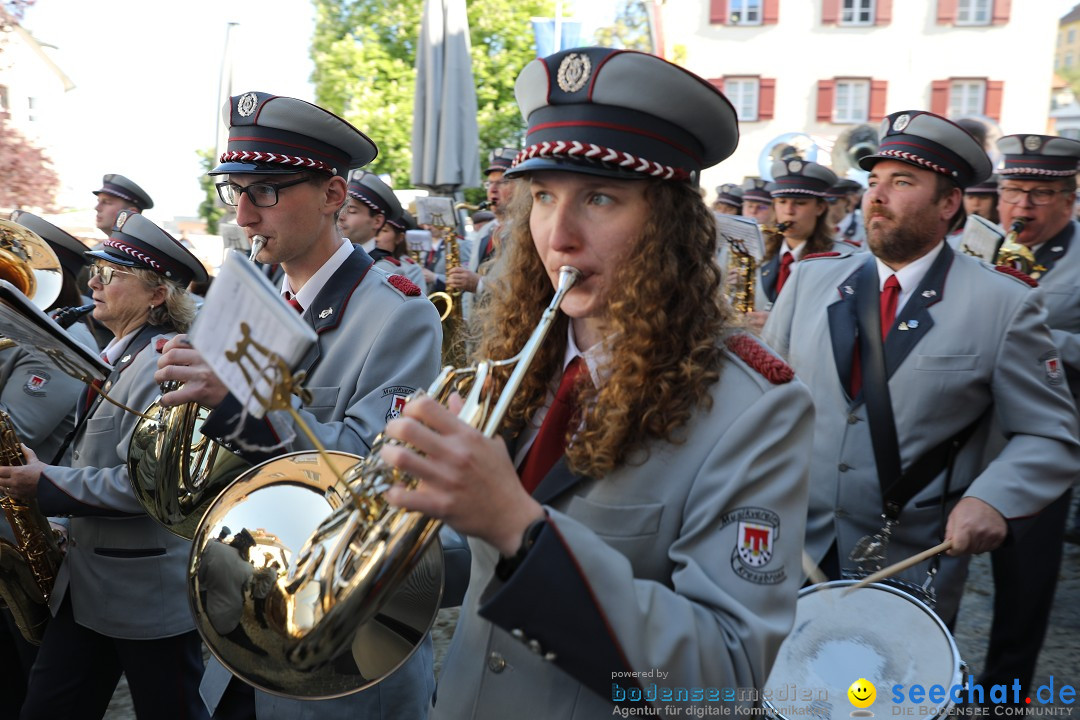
710 0 729 24
937 0 957 24
817 80 836 122
991 0 1010 25
822 0 840 24
930 80 950 115
868 80 888 122
759 78 776 120
876 0 893 25
763 0 779 24
985 80 1004 121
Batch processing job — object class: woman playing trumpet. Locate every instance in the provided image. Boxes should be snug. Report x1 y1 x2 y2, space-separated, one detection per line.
0 213 209 720
381 48 813 718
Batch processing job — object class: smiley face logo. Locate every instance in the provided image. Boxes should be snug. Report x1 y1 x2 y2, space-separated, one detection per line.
848 678 876 709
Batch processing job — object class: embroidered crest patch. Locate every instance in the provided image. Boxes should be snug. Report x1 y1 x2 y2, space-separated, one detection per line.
23 372 50 396
1041 350 1063 385
720 507 785 584
382 385 416 421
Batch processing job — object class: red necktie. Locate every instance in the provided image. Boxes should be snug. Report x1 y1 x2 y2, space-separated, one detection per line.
880 275 901 339
518 357 587 494
83 352 108 416
284 291 303 314
776 252 795 295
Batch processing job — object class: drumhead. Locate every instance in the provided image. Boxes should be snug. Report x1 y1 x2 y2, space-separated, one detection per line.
762 581 962 720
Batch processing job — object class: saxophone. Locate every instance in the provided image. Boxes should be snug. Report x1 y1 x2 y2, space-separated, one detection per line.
427 202 487 367
0 410 64 644
726 221 789 313
994 218 1036 274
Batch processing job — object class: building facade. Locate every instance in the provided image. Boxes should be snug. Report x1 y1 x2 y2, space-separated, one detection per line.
658 0 1055 197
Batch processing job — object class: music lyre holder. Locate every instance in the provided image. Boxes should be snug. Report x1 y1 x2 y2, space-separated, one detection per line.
224 323 363 508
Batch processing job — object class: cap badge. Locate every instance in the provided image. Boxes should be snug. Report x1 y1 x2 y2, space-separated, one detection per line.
237 92 259 117
115 211 129 230
556 52 592 93
892 114 911 133
788 159 803 173
1024 136 1042 152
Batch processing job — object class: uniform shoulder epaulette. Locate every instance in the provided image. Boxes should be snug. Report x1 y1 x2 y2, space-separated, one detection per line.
803 251 842 260
993 265 1038 287
725 334 794 384
383 255 402 267
402 256 417 264
841 239 862 248
388 274 422 296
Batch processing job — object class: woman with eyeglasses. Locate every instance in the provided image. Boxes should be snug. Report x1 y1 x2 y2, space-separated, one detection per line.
0 212 211 720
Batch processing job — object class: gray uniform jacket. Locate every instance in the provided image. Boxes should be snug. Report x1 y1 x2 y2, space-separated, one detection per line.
430 335 814 719
763 243 1080 621
373 253 427 291
1032 220 1080 398
36 323 197 639
0 324 92 463
199 246 443 720
754 240 858 311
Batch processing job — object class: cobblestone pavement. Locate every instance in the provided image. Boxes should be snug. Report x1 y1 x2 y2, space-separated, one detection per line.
103 544 1080 718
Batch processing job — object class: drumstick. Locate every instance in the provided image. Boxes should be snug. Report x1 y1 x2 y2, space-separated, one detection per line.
844 540 953 592
802 550 829 586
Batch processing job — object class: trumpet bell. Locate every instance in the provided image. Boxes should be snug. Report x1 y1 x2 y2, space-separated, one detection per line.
0 219 62 311
128 399 252 539
188 450 443 699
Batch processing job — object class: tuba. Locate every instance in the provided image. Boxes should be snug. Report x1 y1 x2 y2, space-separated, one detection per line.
994 219 1036 274
187 266 581 698
126 239 269 538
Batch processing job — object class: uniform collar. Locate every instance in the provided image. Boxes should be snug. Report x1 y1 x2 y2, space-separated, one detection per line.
280 237 353 311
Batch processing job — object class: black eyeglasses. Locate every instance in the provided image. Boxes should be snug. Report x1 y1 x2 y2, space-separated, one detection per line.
999 186 1069 206
216 175 313 208
90 263 137 285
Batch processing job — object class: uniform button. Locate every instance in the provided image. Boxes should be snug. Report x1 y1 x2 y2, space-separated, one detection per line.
838 463 850 472
528 639 542 654
847 414 858 424
487 652 506 673
511 628 525 640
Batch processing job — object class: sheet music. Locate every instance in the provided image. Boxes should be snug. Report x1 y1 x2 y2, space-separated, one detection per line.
958 214 1004 263
406 229 433 254
415 196 456 228
191 251 317 419
716 213 766 262
0 281 108 383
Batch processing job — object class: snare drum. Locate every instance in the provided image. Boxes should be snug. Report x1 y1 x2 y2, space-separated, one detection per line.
762 581 966 720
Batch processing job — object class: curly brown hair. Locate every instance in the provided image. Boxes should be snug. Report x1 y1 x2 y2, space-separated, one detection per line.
763 199 835 260
471 177 735 478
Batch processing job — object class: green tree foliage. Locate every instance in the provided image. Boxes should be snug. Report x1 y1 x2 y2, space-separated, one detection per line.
196 147 225 235
593 1 653 52
311 0 553 190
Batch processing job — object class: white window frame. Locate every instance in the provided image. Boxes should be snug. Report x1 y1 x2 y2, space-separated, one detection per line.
948 80 985 118
1069 28 1076 44
725 78 760 122
730 0 762 25
833 79 870 123
840 0 875 26
955 0 991 26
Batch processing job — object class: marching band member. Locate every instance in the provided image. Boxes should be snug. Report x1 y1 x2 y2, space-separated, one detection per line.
382 47 813 717
963 175 1000 224
977 134 1080 701
448 147 518 317
741 177 774 226
1 213 209 719
744 159 856 333
91 174 153 237
763 110 1080 627
339 169 395 254
372 210 427 289
713 182 744 215
827 178 867 248
0 212 96 717
155 91 442 720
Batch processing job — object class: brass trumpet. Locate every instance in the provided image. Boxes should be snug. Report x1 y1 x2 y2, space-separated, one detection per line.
994 218 1036 274
187 266 582 698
